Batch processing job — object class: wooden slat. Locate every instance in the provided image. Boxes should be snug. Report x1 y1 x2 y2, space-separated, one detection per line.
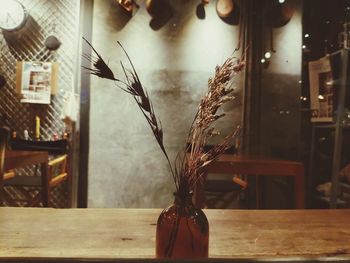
48 155 67 167
0 208 349 261
4 151 48 171
3 170 15 180
49 173 68 187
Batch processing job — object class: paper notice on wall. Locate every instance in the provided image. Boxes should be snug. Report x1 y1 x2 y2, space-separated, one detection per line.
61 90 79 123
20 62 52 104
308 55 334 122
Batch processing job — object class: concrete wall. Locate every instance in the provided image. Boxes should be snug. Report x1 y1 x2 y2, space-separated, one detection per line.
258 0 302 208
88 0 241 207
260 0 302 159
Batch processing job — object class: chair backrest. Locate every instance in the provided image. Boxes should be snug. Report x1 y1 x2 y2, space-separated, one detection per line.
3 135 70 207
205 155 305 208
9 138 68 155
186 144 239 208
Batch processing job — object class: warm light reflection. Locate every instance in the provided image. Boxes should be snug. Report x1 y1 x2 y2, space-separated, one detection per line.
270 7 301 75
264 51 272 59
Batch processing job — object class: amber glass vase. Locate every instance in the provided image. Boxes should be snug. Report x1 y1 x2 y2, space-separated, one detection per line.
156 192 209 259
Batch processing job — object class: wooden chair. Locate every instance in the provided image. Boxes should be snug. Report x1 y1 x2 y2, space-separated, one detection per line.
196 154 305 209
203 173 247 208
0 128 7 205
2 137 70 207
188 145 248 209
0 128 16 203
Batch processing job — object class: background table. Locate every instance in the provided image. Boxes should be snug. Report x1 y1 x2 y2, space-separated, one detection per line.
0 208 349 262
202 155 305 208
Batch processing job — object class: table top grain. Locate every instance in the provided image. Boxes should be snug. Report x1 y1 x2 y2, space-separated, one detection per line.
0 208 349 262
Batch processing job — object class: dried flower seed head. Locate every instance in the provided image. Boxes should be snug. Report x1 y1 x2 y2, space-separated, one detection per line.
181 55 245 193
83 37 245 198
82 37 119 81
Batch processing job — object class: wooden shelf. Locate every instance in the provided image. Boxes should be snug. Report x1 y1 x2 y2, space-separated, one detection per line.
309 49 350 208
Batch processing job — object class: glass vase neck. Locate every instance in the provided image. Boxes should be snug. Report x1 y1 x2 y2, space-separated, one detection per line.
173 191 193 206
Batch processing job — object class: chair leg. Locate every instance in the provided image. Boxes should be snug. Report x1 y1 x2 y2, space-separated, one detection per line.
256 176 261 209
40 162 50 207
0 182 4 206
28 194 42 207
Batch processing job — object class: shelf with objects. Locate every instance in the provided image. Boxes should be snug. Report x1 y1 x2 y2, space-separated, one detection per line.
308 49 350 208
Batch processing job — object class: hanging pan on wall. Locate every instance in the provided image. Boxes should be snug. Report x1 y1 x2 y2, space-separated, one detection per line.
146 0 172 18
146 0 173 30
45 35 61 51
216 0 234 18
216 0 239 25
268 0 295 27
44 24 61 51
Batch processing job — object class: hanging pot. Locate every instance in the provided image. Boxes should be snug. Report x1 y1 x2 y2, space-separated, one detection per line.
146 0 172 18
216 0 239 25
216 0 234 19
268 0 295 27
44 35 61 51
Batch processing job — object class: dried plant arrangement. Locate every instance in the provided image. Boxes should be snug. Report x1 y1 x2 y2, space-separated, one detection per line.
83 37 245 201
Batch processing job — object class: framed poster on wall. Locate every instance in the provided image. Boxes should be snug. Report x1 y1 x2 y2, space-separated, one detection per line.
15 61 58 104
308 55 335 123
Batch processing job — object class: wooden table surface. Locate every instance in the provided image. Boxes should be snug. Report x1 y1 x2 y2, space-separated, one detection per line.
0 208 349 262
